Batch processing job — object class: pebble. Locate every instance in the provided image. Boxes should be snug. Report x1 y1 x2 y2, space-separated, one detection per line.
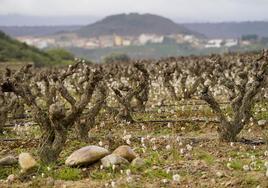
131 157 145 168
18 153 37 172
101 154 129 168
6 174 15 183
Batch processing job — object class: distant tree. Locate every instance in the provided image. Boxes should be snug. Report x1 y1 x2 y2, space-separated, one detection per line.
162 36 177 45
103 53 130 64
46 48 74 61
241 34 258 41
260 37 268 45
0 30 10 40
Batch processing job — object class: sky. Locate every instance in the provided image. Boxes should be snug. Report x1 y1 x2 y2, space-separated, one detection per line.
0 0 268 25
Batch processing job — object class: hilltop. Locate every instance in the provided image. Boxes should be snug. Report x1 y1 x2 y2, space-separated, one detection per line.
76 13 203 37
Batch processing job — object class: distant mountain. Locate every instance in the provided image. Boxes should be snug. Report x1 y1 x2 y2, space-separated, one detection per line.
76 13 204 37
0 25 82 37
183 21 268 39
0 14 98 26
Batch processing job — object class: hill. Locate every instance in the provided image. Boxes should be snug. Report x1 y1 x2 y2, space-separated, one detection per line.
0 30 74 66
183 21 268 39
76 13 203 37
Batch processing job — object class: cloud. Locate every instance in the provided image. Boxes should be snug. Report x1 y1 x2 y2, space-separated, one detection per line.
0 0 267 22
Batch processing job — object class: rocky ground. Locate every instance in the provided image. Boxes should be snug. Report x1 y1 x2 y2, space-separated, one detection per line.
0 104 268 188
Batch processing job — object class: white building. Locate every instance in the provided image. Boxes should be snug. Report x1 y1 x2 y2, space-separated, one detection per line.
99 36 114 48
122 40 131 46
138 34 164 45
224 39 238 47
17 37 56 49
184 35 195 42
85 41 99 49
205 39 223 48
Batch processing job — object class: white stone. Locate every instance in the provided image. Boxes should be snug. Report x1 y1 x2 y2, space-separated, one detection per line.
258 119 267 126
243 165 250 171
264 161 268 168
172 174 181 182
111 181 116 187
166 145 171 150
65 145 109 167
216 171 224 178
161 179 168 183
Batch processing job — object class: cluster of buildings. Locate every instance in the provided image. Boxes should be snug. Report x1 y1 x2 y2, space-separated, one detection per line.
16 33 202 49
205 39 239 48
17 33 244 50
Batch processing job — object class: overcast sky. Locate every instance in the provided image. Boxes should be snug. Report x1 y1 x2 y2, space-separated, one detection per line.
0 0 268 24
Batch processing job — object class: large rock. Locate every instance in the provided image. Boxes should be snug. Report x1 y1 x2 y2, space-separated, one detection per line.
18 153 37 171
113 145 137 162
0 155 17 166
65 145 110 167
101 154 129 168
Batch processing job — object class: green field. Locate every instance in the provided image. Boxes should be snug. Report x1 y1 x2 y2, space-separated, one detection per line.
68 43 268 62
